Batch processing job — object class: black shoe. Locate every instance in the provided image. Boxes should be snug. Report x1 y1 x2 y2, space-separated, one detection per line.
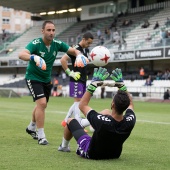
26 128 38 140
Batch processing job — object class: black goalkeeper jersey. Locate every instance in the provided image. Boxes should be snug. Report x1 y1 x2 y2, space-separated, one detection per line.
87 109 136 160
68 44 89 83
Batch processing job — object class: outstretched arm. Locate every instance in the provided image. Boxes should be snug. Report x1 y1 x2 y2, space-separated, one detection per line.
67 47 80 57
67 47 89 67
127 92 134 111
79 67 109 117
19 49 46 70
79 91 92 117
18 49 31 61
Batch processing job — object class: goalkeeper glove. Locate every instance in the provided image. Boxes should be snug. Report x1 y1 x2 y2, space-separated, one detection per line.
30 55 46 70
65 68 80 81
74 54 89 67
110 68 127 91
87 67 109 94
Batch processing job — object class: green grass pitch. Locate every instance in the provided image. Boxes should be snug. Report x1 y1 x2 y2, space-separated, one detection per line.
0 96 169 170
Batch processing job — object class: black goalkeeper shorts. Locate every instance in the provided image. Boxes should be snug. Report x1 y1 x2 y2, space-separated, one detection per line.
25 79 52 102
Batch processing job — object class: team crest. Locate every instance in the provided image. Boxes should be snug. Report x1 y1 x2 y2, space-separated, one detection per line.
53 51 56 56
39 51 45 58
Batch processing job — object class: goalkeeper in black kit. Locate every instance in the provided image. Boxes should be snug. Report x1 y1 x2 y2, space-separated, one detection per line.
58 67 136 160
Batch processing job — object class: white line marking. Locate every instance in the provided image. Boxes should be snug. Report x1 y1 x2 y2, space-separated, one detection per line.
2 110 170 125
49 111 170 125
137 119 170 125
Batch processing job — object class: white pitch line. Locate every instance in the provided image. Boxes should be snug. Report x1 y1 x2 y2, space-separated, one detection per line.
52 111 170 125
1 110 170 125
137 119 170 125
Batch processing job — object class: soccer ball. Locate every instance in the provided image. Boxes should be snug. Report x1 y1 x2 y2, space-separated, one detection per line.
90 46 111 66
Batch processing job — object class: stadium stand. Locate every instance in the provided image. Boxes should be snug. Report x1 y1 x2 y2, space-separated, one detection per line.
105 10 159 50
126 7 170 49
0 74 12 84
104 7 170 50
0 16 117 59
0 76 25 87
0 19 76 59
1 6 170 58
56 17 114 50
0 1 170 99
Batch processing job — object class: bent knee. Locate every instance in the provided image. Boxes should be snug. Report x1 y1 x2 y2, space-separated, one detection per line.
67 118 74 124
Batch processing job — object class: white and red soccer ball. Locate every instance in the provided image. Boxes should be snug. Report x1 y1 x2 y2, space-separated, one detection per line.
90 46 111 66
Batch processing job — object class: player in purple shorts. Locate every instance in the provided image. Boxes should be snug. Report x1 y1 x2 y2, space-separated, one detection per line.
58 67 136 160
60 32 94 129
65 119 91 158
69 81 86 98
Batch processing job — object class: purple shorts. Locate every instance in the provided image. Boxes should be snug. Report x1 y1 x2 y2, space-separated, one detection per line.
76 135 91 159
69 81 86 98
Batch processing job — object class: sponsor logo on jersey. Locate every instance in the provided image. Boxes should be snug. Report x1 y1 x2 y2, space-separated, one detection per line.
126 114 134 121
53 51 56 56
78 91 82 95
97 115 111 122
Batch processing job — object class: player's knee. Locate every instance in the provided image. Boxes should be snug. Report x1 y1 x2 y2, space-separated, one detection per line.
38 101 47 109
80 118 90 128
36 98 47 109
67 118 74 124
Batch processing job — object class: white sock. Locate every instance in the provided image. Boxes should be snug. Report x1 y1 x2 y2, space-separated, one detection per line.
73 102 81 120
64 103 75 122
73 102 89 127
80 118 90 128
28 121 36 131
37 128 45 139
61 137 69 147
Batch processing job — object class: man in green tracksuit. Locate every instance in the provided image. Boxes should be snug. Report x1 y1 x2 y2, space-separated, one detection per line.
18 20 88 145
